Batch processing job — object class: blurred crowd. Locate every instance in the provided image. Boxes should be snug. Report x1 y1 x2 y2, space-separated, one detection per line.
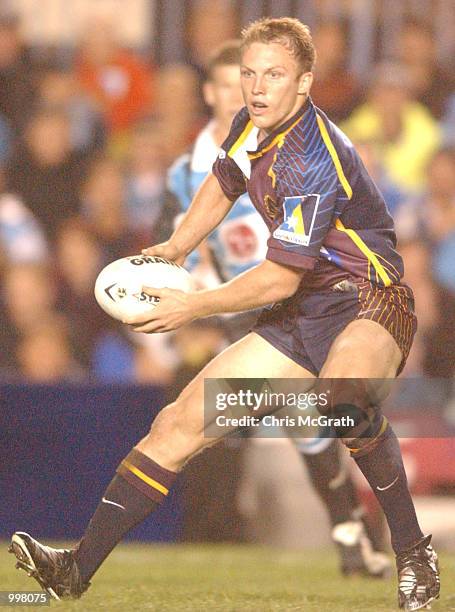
1 2 455 385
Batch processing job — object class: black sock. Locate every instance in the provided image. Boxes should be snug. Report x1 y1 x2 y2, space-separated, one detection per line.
352 424 423 554
299 439 357 527
73 449 177 583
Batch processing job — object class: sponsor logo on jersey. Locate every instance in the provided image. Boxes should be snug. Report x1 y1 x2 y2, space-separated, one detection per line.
273 194 321 246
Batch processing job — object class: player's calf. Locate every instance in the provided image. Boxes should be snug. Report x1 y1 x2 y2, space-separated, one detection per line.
60 395 218 586
137 396 214 471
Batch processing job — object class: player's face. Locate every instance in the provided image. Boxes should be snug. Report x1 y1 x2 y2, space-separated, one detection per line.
204 64 244 131
240 42 312 135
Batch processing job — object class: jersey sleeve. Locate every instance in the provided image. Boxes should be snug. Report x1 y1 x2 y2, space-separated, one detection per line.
212 108 249 201
266 131 345 271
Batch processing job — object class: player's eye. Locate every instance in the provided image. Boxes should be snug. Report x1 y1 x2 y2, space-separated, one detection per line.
241 69 253 78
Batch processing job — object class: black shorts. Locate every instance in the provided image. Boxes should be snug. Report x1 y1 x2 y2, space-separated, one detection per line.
253 278 417 377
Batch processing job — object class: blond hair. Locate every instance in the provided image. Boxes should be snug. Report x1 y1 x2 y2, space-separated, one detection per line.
241 17 316 73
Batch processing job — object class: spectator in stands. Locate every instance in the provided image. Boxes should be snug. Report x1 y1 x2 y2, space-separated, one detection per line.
171 320 228 394
16 319 86 383
311 21 362 123
156 64 203 163
5 107 88 243
90 317 176 385
74 151 182 383
184 0 239 119
0 194 48 265
0 112 12 163
80 156 133 261
425 148 455 303
52 218 163 384
397 148 455 377
397 17 455 120
397 148 455 247
0 10 38 136
75 18 154 148
130 333 177 386
90 329 138 383
424 149 455 243
354 140 407 217
342 63 440 193
124 121 179 244
0 263 58 376
424 286 455 378
400 240 438 336
37 64 106 156
185 0 239 80
54 217 113 369
0 166 48 263
441 93 455 147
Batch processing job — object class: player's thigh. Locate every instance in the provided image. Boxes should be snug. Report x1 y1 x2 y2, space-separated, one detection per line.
183 328 312 386
320 318 402 379
177 331 315 425
138 332 315 463
317 319 402 410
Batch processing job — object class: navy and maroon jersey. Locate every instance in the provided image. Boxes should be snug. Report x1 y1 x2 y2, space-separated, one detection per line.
212 98 403 290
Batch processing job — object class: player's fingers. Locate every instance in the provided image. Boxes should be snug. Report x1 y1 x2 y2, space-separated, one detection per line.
131 320 166 333
142 286 166 298
122 309 160 325
141 246 161 255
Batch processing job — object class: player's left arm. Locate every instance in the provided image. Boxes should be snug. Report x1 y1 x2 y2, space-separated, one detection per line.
127 259 303 333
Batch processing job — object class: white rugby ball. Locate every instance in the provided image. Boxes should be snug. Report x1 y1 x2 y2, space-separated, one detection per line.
94 255 194 322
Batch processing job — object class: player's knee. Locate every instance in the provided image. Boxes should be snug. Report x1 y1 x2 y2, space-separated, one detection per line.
146 397 203 452
147 402 178 438
337 411 387 457
314 379 385 447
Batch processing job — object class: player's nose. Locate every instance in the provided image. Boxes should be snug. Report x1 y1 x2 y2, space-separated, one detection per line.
251 75 266 94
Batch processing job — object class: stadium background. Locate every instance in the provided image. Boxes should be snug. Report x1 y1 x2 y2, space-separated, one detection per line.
0 0 455 558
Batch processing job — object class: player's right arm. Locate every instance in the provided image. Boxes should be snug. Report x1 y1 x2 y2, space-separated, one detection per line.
144 108 250 264
143 173 235 264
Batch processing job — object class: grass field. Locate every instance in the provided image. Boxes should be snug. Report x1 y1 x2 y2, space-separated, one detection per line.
0 543 454 611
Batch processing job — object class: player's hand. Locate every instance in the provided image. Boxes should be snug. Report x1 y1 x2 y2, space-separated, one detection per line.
141 242 186 266
125 286 196 333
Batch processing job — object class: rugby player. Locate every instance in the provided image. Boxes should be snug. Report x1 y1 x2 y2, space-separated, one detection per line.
10 18 439 610
169 39 390 577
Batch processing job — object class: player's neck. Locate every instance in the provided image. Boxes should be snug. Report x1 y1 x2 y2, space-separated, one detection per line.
257 96 309 144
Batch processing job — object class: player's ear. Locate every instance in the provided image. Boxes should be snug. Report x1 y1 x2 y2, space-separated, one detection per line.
203 81 215 107
298 72 313 95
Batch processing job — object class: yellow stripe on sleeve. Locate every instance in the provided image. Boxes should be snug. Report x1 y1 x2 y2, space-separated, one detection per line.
122 460 169 496
316 114 353 200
